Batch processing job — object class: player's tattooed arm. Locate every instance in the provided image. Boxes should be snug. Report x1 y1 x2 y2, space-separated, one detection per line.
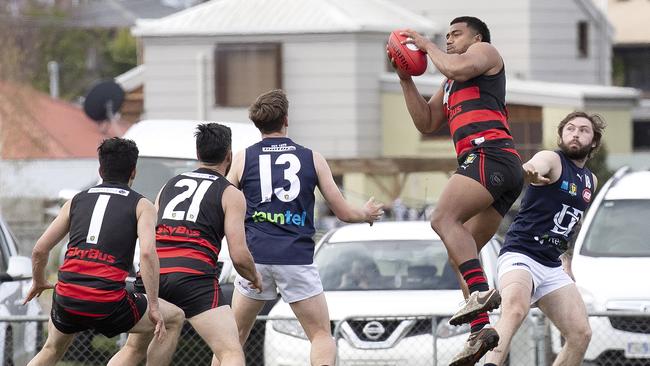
313 152 384 224
401 29 501 82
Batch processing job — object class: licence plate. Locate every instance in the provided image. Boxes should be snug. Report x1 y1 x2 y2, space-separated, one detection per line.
626 342 650 358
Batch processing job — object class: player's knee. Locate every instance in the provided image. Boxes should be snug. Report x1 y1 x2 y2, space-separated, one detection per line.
123 340 148 361
430 210 445 234
215 344 245 362
565 322 591 349
166 306 185 328
502 297 528 322
42 341 67 361
309 328 334 343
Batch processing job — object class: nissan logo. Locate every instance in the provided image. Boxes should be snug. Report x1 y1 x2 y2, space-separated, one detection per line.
362 321 385 340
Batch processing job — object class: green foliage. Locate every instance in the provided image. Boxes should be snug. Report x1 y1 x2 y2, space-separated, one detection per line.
4 7 138 101
586 143 614 192
108 28 138 75
30 26 137 100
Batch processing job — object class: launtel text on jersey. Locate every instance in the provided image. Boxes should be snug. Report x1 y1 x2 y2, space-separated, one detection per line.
252 210 307 226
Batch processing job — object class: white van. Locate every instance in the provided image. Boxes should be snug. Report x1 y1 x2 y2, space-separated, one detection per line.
124 119 261 200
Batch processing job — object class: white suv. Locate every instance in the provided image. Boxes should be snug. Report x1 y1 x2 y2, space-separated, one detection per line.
264 221 535 366
552 167 650 364
0 214 42 366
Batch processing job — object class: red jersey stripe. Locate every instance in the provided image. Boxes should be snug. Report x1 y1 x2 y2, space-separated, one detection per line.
56 281 127 303
449 86 480 107
59 258 128 283
159 267 205 275
156 234 220 257
449 109 507 137
500 148 521 159
156 246 216 266
62 308 108 318
456 130 513 156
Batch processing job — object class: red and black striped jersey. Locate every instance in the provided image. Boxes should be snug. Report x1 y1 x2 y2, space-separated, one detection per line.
443 66 518 159
155 168 230 275
56 183 143 317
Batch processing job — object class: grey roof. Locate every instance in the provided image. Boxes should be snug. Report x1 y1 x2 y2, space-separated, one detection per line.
70 0 201 28
132 0 438 37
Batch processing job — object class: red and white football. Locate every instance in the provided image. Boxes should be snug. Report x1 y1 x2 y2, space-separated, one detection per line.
387 30 427 76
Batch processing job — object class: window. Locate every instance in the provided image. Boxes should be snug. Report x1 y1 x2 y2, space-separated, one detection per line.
577 21 589 58
215 43 281 107
507 104 543 161
633 120 650 151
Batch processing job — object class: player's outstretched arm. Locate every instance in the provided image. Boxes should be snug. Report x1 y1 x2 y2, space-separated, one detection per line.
222 186 262 292
523 150 561 185
401 29 501 82
24 200 72 304
313 152 384 224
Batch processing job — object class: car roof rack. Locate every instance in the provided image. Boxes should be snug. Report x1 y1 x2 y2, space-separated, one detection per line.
608 166 631 188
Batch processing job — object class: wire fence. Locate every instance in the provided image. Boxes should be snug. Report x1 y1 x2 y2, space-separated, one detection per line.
2 311 650 365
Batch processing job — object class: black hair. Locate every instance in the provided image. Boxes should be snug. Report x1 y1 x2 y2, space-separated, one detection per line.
97 137 139 183
451 16 491 43
195 123 232 164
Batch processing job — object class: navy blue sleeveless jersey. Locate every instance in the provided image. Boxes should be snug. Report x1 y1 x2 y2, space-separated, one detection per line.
501 151 595 267
241 137 317 265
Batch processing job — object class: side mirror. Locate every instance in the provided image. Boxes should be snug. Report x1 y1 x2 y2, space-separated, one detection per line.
0 256 33 282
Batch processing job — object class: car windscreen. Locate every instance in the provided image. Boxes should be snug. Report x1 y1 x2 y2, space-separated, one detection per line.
580 199 650 257
131 157 199 201
315 240 460 291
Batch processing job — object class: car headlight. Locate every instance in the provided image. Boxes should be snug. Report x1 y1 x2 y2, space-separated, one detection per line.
271 319 308 340
436 317 470 338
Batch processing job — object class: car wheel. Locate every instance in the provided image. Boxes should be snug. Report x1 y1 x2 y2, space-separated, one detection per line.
4 326 14 366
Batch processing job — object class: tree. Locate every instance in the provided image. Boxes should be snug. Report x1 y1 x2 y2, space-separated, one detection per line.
586 143 613 193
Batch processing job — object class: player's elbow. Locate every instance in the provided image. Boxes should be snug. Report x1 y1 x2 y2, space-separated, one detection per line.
230 250 253 269
447 68 471 82
446 64 479 83
139 247 157 265
32 244 49 259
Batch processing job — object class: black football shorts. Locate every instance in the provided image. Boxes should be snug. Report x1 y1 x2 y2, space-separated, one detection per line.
51 292 147 338
456 146 524 216
135 272 225 318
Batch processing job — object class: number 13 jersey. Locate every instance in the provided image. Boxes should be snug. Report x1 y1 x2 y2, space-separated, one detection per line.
156 168 230 275
241 137 318 265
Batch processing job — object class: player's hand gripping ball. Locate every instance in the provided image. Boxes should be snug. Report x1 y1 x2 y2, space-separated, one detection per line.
387 30 427 76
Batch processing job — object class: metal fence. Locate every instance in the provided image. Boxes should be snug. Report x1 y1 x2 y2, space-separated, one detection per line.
2 311 650 366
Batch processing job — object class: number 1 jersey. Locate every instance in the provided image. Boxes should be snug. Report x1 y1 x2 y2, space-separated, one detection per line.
241 137 318 265
156 168 230 275
57 183 142 316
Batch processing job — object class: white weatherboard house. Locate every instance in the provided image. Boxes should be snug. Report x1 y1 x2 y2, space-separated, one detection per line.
395 0 613 85
130 0 640 207
132 0 438 159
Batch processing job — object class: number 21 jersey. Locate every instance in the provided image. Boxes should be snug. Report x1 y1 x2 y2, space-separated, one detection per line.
156 168 230 275
241 137 318 265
